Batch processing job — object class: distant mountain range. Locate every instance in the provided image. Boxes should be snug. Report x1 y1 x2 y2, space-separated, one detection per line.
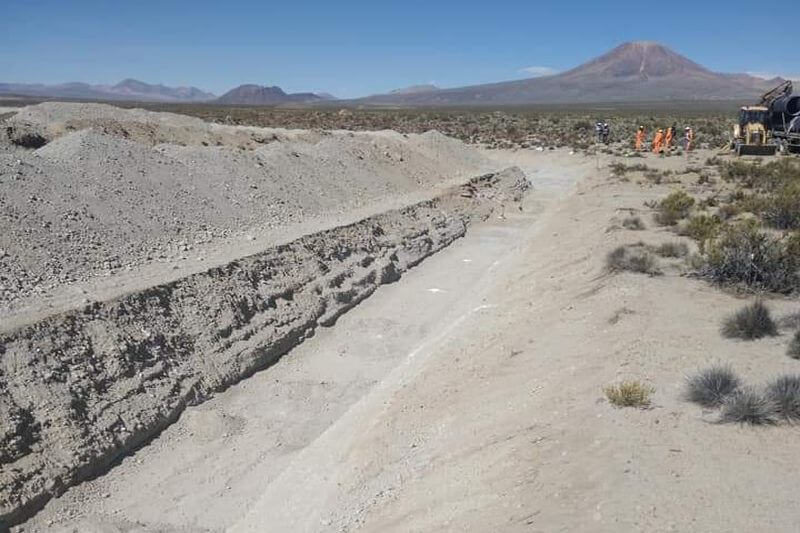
0 79 215 102
358 42 785 105
0 43 787 106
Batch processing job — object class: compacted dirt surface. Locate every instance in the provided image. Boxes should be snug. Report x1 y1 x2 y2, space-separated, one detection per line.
4 103 800 533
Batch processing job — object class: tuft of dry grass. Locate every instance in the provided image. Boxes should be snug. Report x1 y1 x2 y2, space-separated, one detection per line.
604 381 654 408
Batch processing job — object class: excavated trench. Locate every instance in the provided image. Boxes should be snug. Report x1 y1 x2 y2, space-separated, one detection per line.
0 168 527 528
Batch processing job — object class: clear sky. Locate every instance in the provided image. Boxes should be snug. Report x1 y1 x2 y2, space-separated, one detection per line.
2 0 798 98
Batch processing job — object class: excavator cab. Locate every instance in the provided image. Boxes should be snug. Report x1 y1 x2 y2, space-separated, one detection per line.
732 105 777 156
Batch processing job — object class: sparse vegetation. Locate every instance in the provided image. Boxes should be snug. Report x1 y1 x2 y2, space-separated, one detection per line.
606 245 661 275
720 388 777 425
611 162 650 177
702 222 798 293
680 214 720 251
721 301 777 340
765 375 800 421
622 216 645 230
654 190 695 226
788 330 800 359
604 381 653 408
685 366 740 408
653 241 689 258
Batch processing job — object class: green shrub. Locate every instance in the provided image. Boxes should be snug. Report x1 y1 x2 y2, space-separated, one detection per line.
654 190 695 226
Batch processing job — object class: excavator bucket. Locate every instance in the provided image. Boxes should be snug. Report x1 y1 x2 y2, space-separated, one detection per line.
735 144 777 156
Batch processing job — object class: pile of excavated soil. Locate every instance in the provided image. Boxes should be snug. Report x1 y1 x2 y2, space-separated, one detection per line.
0 103 492 316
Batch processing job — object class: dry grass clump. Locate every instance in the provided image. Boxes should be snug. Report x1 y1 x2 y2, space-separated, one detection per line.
654 190 695 226
765 375 800 421
702 222 798 293
606 245 661 275
720 388 777 425
685 366 740 407
653 241 689 258
622 216 646 230
604 381 653 408
721 301 777 340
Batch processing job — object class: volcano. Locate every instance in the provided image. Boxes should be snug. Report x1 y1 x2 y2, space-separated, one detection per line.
360 42 783 105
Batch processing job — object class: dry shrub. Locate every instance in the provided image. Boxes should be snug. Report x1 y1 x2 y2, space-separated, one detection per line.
702 222 798 293
654 190 695 226
622 216 645 230
606 245 661 275
685 366 740 407
788 330 800 359
680 214 721 251
605 381 653 408
653 241 689 258
721 301 777 340
720 388 776 425
765 375 800 421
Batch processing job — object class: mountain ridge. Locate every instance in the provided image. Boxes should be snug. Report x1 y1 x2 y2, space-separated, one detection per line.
0 79 215 102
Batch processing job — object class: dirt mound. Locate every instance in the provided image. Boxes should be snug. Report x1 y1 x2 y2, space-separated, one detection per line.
0 103 494 317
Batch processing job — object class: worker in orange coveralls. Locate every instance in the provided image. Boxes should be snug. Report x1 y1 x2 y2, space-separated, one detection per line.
664 126 674 151
635 126 646 151
652 129 664 153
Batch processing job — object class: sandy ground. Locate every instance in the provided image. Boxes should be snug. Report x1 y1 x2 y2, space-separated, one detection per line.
233 148 800 533
10 139 800 532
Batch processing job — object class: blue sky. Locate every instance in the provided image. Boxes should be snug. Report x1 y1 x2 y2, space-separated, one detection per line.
2 0 798 98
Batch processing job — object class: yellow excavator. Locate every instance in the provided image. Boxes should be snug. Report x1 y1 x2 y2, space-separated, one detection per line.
732 80 800 156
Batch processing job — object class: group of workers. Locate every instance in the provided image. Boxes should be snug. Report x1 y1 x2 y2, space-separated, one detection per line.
595 121 611 144
634 124 694 153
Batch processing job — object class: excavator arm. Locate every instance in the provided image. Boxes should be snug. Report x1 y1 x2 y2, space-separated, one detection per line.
759 80 793 107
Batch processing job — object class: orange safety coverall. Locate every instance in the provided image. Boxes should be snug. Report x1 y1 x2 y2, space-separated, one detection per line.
664 128 673 149
635 129 645 150
652 131 664 153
